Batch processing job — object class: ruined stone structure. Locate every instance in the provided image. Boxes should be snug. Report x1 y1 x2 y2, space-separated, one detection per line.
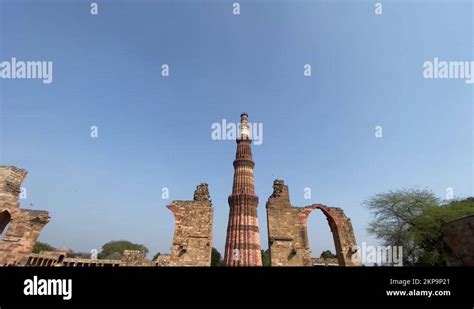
224 113 262 266
266 180 314 266
24 249 157 267
266 180 358 266
442 215 474 266
312 257 339 266
155 254 171 266
0 166 50 266
121 250 150 266
0 117 364 268
167 184 213 266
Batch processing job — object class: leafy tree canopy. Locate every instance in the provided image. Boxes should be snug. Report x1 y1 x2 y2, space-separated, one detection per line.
32 241 55 254
98 240 149 259
261 249 271 266
412 197 474 265
211 247 223 266
320 250 336 259
364 188 474 266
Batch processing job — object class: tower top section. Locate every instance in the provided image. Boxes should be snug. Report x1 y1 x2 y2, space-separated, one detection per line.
239 113 250 140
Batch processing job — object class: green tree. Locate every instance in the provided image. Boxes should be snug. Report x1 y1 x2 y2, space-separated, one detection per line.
412 198 474 265
211 247 223 266
364 188 439 265
320 250 336 259
32 242 55 254
261 249 271 266
365 188 474 265
97 240 149 259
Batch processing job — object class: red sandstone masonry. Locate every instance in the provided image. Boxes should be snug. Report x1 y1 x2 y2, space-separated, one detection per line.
224 114 262 266
167 183 213 266
266 179 359 266
442 215 474 266
0 166 50 266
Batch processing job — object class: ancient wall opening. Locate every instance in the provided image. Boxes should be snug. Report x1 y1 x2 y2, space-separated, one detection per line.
307 210 338 266
266 179 359 266
0 166 51 265
0 210 11 239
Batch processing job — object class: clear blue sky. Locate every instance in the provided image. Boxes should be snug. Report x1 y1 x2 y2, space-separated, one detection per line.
0 0 472 258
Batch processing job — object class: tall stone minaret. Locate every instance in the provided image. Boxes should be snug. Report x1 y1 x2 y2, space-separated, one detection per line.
224 113 262 266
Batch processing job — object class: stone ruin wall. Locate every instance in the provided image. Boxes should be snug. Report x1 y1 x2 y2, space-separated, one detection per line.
442 215 474 266
0 166 363 268
120 250 155 266
266 179 359 266
266 180 313 266
167 183 213 266
0 166 50 266
0 166 213 267
312 257 339 266
323 206 359 266
25 250 158 267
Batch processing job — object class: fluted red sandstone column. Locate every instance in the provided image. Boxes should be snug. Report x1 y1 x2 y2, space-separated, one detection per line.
224 113 262 266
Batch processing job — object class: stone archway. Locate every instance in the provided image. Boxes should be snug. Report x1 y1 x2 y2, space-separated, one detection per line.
308 204 358 266
0 210 11 238
266 180 359 266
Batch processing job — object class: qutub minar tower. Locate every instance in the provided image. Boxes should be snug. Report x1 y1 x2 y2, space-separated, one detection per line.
224 113 263 266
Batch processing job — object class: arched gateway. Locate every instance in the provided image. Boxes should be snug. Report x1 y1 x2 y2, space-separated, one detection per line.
266 180 359 266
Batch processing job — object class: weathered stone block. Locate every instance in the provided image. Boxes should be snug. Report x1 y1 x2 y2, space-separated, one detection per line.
443 215 474 266
167 184 213 266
